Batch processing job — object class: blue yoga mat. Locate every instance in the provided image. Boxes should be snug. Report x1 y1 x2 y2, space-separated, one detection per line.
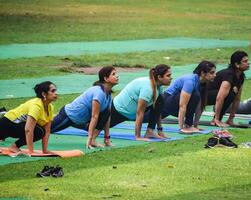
113 123 212 134
53 127 174 142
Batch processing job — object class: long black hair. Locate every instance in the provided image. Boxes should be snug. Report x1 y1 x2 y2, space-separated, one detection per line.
228 50 248 71
149 64 170 106
193 61 216 111
93 66 116 93
34 81 55 99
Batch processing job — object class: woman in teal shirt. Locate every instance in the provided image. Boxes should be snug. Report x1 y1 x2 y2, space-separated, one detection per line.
110 64 172 140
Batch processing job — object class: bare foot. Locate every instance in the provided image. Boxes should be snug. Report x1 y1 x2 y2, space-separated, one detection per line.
180 127 199 134
214 119 229 128
144 129 162 139
9 144 21 153
104 139 113 147
91 141 104 148
157 132 168 138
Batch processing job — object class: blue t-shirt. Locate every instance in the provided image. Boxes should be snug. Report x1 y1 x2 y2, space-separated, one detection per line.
165 74 200 95
65 86 112 125
114 77 163 120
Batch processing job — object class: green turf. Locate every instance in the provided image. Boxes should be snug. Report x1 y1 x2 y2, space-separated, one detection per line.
0 37 249 59
1 63 250 99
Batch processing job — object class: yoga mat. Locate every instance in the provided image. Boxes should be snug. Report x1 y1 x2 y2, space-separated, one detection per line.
0 134 145 166
53 127 173 142
0 147 84 158
113 123 212 134
161 118 251 128
0 37 249 59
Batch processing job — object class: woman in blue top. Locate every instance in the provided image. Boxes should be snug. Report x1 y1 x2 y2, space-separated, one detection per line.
51 66 119 148
162 61 216 133
110 64 172 140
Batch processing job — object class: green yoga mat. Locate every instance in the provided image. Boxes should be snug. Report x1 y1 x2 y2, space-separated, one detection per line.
1 63 250 99
0 134 145 166
0 37 249 59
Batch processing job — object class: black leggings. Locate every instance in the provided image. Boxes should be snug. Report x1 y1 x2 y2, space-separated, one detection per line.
110 95 164 130
161 91 200 126
0 117 45 148
207 90 235 120
51 106 110 133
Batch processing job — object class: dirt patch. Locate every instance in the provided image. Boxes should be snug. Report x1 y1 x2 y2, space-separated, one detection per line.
60 65 147 74
75 67 146 74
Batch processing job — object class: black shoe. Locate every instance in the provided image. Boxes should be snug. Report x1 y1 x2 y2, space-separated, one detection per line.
205 137 219 148
51 165 64 178
36 166 55 177
219 137 238 148
0 107 6 112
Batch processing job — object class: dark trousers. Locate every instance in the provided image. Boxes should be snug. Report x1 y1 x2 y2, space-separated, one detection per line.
0 117 45 148
207 90 235 120
161 91 200 126
110 95 164 129
51 106 110 133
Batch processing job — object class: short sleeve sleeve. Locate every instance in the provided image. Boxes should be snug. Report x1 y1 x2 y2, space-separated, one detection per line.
182 80 194 94
93 90 105 105
139 86 153 103
27 104 41 121
222 72 233 84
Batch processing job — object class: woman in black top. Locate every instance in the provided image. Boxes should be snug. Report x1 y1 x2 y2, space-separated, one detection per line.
206 50 249 127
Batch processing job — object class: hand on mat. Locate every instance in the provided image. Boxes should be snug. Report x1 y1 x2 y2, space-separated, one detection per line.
104 139 113 147
144 129 163 139
225 118 235 126
157 132 168 138
42 150 53 154
212 119 229 128
180 127 199 134
9 144 21 153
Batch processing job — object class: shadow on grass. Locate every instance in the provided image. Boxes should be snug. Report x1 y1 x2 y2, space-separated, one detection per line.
156 183 251 200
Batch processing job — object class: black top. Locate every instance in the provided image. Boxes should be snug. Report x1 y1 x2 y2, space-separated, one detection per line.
208 68 245 94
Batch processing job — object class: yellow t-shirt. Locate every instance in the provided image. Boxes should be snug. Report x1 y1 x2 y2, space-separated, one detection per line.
4 98 54 127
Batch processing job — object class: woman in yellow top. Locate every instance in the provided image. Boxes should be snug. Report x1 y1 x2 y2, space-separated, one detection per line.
0 81 57 155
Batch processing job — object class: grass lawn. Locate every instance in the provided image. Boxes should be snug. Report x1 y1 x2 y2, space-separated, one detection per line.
0 0 251 44
0 0 251 199
0 131 251 200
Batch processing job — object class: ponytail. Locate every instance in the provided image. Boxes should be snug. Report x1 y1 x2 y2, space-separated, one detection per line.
149 64 170 106
149 68 157 107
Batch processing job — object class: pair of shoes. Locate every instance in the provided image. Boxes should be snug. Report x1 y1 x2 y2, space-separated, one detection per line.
205 136 238 148
36 165 64 178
